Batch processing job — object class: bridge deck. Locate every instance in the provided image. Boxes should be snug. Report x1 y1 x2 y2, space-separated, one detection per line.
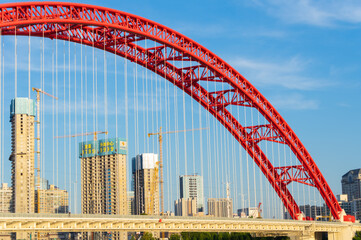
0 213 360 237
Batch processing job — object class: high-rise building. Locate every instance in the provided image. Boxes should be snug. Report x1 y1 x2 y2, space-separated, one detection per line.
207 198 233 218
238 207 261 218
341 168 361 201
337 194 352 216
35 184 69 213
351 199 361 220
174 198 197 216
127 191 135 215
132 153 159 215
0 183 12 213
299 204 330 220
9 98 36 214
80 137 127 215
35 177 49 190
340 169 361 221
179 175 204 212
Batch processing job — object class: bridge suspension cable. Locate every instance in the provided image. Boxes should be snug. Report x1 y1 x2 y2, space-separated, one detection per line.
0 2 354 223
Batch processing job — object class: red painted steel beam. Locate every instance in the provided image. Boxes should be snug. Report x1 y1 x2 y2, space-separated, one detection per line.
0 2 346 221
244 124 286 144
275 165 315 187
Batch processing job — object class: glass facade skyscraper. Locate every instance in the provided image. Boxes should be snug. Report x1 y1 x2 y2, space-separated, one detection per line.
179 175 204 212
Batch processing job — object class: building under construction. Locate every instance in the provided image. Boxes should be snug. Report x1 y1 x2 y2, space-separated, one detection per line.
35 184 69 214
80 137 128 215
207 198 233 218
0 183 12 213
132 153 159 215
9 98 36 214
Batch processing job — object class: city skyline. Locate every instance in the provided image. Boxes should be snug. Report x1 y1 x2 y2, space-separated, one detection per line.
0 0 359 222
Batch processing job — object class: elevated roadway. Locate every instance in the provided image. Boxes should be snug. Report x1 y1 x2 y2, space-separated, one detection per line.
0 214 360 239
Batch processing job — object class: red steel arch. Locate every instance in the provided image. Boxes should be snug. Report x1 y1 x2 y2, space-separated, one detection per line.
0 2 348 220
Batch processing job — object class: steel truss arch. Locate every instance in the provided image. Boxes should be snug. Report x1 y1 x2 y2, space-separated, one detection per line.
0 2 347 220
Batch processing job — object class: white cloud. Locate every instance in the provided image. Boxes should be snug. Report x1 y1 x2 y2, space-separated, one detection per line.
230 56 331 90
269 93 319 110
252 0 361 27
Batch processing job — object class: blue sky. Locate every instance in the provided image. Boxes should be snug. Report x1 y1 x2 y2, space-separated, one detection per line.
0 0 360 216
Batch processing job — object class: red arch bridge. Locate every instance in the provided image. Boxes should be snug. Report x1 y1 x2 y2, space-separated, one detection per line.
0 2 354 223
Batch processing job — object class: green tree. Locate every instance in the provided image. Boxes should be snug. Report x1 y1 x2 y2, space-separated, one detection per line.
141 232 155 240
219 232 231 240
354 231 361 240
170 233 181 240
181 232 190 240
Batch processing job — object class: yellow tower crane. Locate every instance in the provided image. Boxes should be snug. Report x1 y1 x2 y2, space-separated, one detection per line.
55 131 108 141
148 127 208 215
32 87 58 212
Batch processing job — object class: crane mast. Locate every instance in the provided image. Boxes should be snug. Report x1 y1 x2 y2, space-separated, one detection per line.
32 87 58 213
148 127 208 216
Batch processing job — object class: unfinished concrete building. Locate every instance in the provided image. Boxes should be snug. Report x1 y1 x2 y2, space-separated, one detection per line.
35 184 69 214
207 198 233 218
0 183 12 213
80 137 128 215
9 98 36 214
175 198 197 216
132 153 159 215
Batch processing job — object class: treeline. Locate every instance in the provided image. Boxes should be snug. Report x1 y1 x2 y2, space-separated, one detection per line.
176 233 289 240
354 231 361 240
134 232 289 240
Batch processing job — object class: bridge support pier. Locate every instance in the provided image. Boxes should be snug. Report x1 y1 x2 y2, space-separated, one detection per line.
328 225 355 240
290 234 316 240
290 225 356 240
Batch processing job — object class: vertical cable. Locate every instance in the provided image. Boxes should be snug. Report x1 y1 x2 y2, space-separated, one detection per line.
165 51 172 212
124 31 129 198
92 27 96 215
172 49 180 201
181 56 187 176
63 39 67 195
212 93 219 198
68 24 72 213
206 68 212 202
52 39 55 212
231 108 237 213
190 58 195 177
250 108 257 209
145 38 149 153
73 40 78 213
28 27 32 213
134 36 138 155
28 26 31 104
257 111 263 216
198 66 204 213
85 37 88 137
0 28 2 211
150 58 155 153
237 99 244 212
134 35 140 213
41 24 45 190
263 117 270 218
219 115 224 196
244 104 250 212
103 28 108 138
271 134 276 218
14 27 17 98
114 30 118 138
1 31 5 212
55 25 59 213
158 43 163 214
